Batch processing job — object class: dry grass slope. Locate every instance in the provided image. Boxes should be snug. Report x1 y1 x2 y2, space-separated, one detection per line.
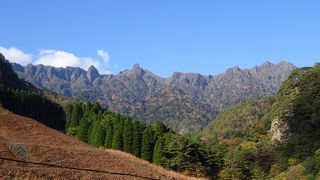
0 108 204 180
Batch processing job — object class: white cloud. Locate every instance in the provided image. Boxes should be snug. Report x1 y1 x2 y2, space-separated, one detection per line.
96 49 111 74
97 49 110 64
0 46 32 65
35 50 81 67
34 49 102 72
0 45 112 74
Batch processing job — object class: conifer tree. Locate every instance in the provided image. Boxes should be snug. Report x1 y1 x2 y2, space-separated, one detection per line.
88 123 97 145
104 122 113 148
153 136 165 165
93 123 106 147
141 127 153 161
218 150 249 180
70 104 82 127
153 121 167 140
77 114 89 142
132 121 142 157
112 118 124 150
162 135 197 172
123 118 133 153
92 102 101 113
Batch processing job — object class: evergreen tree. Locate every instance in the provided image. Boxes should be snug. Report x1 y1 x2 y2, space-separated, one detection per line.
218 150 249 180
88 123 97 145
70 104 82 127
153 136 165 165
153 121 167 140
197 142 226 178
92 102 101 113
93 123 106 147
162 135 198 172
104 122 113 148
132 121 142 157
141 127 153 161
77 114 90 142
112 118 124 150
123 118 133 153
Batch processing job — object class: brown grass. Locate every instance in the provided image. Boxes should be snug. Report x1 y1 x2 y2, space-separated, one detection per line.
0 108 206 180
107 149 205 180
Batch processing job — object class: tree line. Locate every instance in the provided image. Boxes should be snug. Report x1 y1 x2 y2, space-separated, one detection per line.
0 83 65 130
65 102 224 178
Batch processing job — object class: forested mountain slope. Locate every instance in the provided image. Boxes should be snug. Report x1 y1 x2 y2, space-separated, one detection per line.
12 61 295 132
201 96 274 142
200 63 320 179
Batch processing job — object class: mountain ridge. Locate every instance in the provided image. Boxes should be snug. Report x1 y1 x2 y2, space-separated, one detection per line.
12 61 296 133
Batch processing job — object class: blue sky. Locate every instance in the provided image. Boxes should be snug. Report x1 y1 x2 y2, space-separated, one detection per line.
0 0 319 76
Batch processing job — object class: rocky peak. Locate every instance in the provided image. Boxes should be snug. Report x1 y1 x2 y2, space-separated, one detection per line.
132 64 144 74
133 64 141 70
123 63 144 77
277 61 295 68
225 66 242 75
251 61 274 73
171 72 183 80
87 65 100 82
261 61 274 66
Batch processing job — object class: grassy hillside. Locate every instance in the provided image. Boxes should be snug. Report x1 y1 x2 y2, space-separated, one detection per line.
0 108 200 179
200 63 320 179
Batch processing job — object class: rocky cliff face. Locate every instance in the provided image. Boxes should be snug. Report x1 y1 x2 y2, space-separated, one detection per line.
12 61 295 133
271 118 291 143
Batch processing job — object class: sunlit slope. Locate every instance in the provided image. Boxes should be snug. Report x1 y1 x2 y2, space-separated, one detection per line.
0 108 200 180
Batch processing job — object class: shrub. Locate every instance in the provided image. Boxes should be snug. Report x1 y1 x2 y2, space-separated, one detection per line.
286 164 305 180
67 127 78 136
288 158 300 166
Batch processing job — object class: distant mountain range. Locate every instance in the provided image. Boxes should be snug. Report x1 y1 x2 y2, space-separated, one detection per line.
12 61 295 133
